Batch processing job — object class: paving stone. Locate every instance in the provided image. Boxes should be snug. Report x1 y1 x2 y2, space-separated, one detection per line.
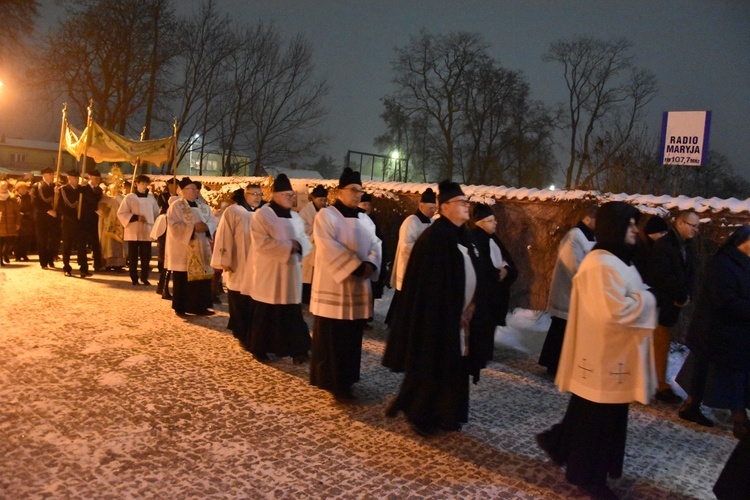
0 263 736 498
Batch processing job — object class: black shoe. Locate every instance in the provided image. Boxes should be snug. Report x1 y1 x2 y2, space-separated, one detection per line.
439 422 462 432
655 388 682 404
678 403 714 427
64 270 72 277
175 311 188 318
385 399 400 418
535 431 565 466
733 421 750 440
194 309 215 316
162 290 172 300
576 482 618 500
81 271 92 278
141 280 152 286
333 387 357 403
411 422 441 437
132 280 140 286
253 353 271 363
292 354 310 365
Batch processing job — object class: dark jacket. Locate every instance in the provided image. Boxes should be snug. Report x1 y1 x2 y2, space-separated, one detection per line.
0 195 21 237
647 228 696 326
685 246 750 371
470 227 517 328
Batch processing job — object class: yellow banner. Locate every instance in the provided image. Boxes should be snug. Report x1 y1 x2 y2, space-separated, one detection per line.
63 120 174 165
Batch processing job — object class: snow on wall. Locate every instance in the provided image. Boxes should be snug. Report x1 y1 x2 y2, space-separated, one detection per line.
145 175 750 214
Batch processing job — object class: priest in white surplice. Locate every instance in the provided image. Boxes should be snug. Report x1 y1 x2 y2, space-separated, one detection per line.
384 188 436 325
536 201 657 499
299 184 328 305
210 184 262 344
246 174 312 363
165 177 217 317
309 168 382 402
117 174 159 286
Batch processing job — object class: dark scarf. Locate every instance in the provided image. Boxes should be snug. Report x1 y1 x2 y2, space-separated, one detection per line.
415 209 432 224
269 200 292 218
135 190 148 198
334 199 360 218
576 220 596 242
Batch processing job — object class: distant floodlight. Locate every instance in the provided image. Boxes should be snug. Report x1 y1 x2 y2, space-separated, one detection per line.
390 150 399 160
549 184 555 190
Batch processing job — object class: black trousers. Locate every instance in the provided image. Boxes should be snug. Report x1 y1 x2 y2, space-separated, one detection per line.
127 240 152 283
80 216 101 269
34 211 59 267
61 217 87 273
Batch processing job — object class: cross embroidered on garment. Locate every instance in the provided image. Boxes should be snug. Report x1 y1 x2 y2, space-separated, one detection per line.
610 363 630 384
578 358 594 379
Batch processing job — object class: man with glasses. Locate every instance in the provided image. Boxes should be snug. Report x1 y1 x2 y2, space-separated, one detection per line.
309 168 382 402
647 210 700 405
211 184 262 346
299 184 328 305
383 180 491 437
245 175 312 363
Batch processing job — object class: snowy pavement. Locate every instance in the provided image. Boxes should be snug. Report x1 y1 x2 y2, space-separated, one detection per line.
0 261 738 499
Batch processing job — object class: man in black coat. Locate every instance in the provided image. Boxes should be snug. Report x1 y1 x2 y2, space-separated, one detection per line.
382 180 491 437
646 210 700 404
56 169 89 278
80 170 103 271
31 167 60 269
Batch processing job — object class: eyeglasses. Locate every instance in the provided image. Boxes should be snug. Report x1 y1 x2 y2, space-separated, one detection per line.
443 199 470 207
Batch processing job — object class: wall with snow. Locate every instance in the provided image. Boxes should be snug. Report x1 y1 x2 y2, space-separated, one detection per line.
148 175 750 312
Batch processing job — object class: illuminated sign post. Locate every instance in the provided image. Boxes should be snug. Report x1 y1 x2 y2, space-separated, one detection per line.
660 111 711 166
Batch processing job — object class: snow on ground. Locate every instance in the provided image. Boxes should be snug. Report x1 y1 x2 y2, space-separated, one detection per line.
0 263 739 498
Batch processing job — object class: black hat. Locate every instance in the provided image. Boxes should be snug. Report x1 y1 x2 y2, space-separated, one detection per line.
231 188 245 204
644 216 668 235
360 193 372 203
273 173 293 192
178 177 195 189
194 181 202 190
41 167 54 175
594 201 641 263
338 167 361 189
311 184 328 198
87 170 102 178
472 203 494 222
420 188 436 204
66 169 80 178
437 180 464 205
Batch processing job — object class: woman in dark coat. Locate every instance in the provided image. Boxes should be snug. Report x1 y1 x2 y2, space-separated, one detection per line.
469 203 517 360
676 225 750 440
13 182 35 261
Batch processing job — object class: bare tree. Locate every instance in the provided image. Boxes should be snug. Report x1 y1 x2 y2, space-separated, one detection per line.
391 30 488 181
168 0 235 170
0 0 39 63
243 33 328 176
29 0 178 136
545 35 658 189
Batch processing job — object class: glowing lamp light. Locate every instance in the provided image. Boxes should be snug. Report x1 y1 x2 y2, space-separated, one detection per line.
390 150 399 160
549 184 556 190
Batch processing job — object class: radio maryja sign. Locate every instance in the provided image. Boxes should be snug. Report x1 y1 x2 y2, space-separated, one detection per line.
660 111 711 166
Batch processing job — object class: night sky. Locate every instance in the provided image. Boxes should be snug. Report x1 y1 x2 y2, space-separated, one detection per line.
16 0 750 184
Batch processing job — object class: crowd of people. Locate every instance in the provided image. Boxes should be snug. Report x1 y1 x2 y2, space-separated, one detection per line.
2 166 748 499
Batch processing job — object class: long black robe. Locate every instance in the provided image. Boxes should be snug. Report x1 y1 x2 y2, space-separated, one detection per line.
382 217 491 428
470 227 517 329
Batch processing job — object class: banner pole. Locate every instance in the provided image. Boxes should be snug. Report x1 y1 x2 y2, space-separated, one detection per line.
130 126 147 194
52 103 68 212
78 100 94 219
170 118 178 190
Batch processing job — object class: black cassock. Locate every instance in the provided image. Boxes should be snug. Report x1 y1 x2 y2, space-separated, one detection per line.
382 217 491 429
470 227 517 330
